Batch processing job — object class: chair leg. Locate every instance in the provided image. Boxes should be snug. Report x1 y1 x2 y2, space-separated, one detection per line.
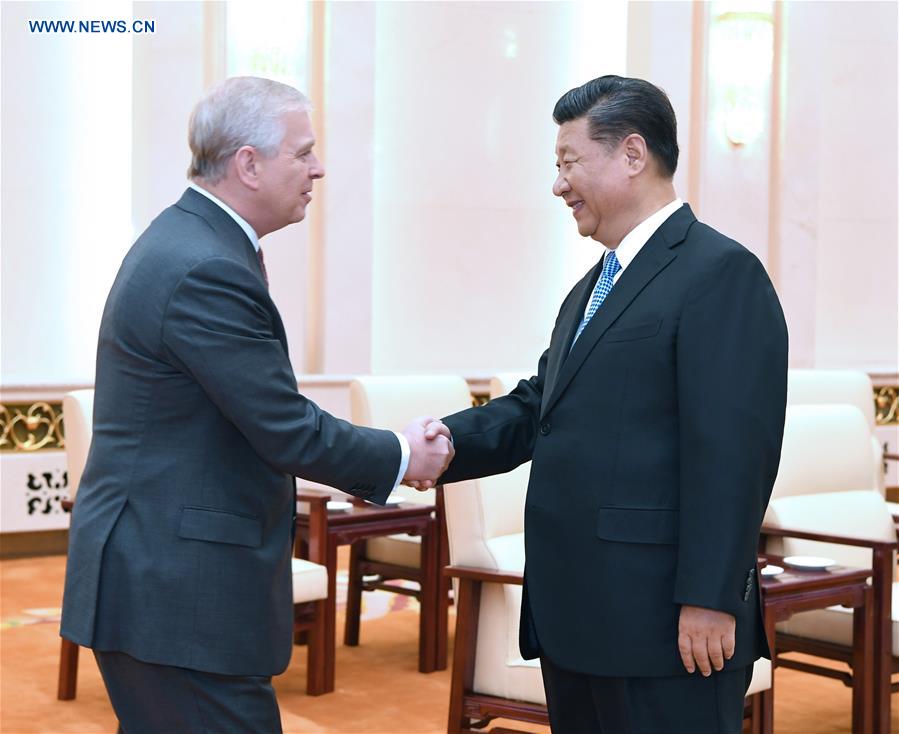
447 576 481 734
57 638 79 700
759 688 773 734
745 692 762 734
306 599 331 696
344 541 363 647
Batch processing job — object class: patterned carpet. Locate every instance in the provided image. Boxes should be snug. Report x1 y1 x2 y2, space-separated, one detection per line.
1 554 892 733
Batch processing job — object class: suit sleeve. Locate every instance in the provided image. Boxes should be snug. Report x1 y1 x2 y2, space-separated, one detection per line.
440 275 587 483
672 247 788 616
439 352 546 482
161 256 399 503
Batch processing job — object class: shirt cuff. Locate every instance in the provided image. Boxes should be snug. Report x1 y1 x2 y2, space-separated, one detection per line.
392 431 410 490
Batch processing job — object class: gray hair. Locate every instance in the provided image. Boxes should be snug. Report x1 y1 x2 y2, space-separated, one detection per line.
187 76 310 184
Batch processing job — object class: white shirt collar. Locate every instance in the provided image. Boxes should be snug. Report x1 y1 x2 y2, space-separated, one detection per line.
609 197 684 279
188 182 260 252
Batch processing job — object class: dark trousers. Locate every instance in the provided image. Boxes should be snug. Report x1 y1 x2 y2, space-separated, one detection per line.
93 650 282 734
540 654 754 734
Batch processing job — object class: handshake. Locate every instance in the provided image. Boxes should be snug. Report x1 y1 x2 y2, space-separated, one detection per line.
400 416 454 490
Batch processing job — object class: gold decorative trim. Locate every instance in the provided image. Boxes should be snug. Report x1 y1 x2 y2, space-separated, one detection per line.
874 386 898 426
0 402 65 452
469 385 898 424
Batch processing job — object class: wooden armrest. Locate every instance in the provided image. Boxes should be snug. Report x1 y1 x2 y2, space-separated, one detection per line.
296 491 330 507
761 524 899 550
444 565 524 585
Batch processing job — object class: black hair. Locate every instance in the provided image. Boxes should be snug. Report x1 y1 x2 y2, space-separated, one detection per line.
553 75 679 177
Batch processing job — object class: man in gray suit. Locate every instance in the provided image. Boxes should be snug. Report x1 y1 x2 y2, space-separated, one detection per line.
61 76 453 733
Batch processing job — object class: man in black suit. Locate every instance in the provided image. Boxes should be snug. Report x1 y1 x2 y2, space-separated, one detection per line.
430 76 788 732
60 77 453 733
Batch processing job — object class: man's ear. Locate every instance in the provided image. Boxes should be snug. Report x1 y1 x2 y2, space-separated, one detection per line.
623 134 648 177
234 146 261 190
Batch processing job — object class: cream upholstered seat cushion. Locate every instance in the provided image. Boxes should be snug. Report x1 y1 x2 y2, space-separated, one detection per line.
62 390 95 500
745 658 772 696
764 490 895 570
765 490 897 653
777 585 899 657
291 558 328 604
365 534 422 568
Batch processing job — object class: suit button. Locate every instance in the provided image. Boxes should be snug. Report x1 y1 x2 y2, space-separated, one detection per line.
539 423 551 436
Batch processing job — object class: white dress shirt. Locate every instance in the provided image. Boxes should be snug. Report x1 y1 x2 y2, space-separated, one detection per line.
187 182 411 491
584 198 684 320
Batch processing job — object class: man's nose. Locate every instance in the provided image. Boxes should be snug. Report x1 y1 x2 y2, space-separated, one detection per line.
311 154 325 179
552 173 568 197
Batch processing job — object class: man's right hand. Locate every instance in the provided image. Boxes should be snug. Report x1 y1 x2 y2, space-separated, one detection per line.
402 416 454 488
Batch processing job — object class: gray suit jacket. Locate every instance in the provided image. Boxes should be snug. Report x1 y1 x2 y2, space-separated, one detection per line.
61 189 399 676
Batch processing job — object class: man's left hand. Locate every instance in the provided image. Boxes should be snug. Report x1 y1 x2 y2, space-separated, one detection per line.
677 604 736 676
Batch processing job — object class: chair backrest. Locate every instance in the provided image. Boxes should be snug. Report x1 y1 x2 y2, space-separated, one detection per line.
443 373 532 569
787 369 875 431
770 404 876 501
349 375 473 504
62 389 95 500
787 369 884 492
765 401 893 567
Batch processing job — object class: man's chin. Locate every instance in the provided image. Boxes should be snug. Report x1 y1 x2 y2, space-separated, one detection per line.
576 221 596 238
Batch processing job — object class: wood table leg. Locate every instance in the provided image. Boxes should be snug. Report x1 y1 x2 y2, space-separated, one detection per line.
306 599 330 695
872 549 893 734
57 638 79 700
418 517 438 673
344 541 363 647
852 587 874 734
323 538 338 692
762 610 777 734
434 487 449 671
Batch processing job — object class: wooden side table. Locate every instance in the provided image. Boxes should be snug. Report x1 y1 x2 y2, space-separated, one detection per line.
295 490 440 693
760 555 874 734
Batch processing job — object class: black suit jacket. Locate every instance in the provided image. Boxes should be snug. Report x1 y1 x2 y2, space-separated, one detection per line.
441 204 788 677
61 189 399 676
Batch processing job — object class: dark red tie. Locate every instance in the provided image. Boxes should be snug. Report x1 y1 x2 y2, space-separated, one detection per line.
257 247 269 287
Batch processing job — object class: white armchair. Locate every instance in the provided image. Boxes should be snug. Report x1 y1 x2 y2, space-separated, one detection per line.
443 375 771 733
762 403 898 731
346 375 474 670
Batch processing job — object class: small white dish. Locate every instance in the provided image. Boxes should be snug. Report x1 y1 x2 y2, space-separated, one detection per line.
760 564 784 577
782 555 836 570
384 495 405 506
326 500 353 512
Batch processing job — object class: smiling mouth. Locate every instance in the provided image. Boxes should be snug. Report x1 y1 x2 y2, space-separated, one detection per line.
568 200 584 215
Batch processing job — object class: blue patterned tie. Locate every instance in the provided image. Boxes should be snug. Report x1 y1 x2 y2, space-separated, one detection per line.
572 251 621 345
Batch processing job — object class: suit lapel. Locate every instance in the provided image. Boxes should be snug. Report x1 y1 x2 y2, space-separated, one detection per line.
540 204 696 420
540 256 604 414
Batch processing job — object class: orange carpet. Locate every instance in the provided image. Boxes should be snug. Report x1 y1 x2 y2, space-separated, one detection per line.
1 554 894 733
